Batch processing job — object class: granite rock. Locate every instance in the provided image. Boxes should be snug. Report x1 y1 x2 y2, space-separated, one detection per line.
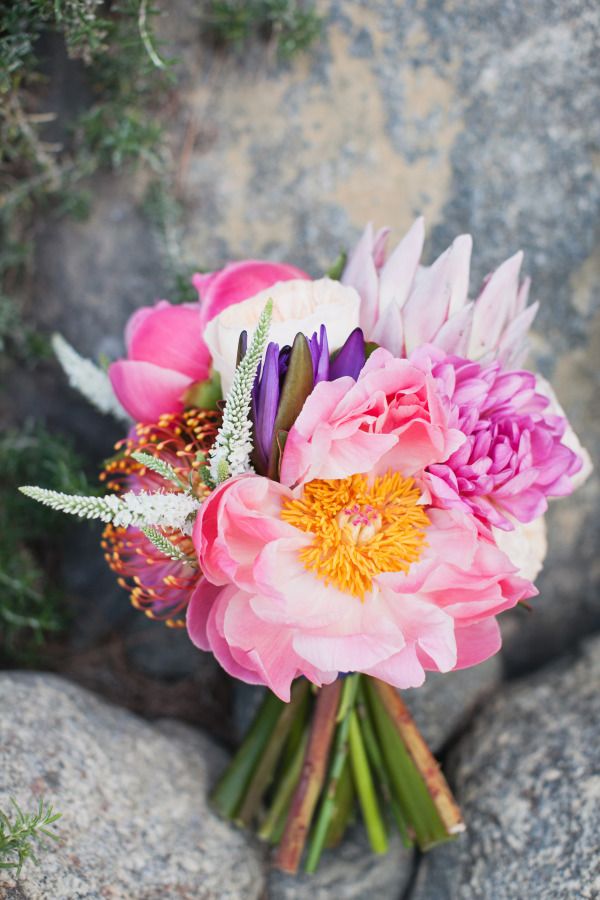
0 673 264 899
269 827 411 900
411 635 600 900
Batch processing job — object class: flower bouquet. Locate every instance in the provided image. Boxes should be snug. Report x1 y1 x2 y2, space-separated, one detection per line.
22 219 590 874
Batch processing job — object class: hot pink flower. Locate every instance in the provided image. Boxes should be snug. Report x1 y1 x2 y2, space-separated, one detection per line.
342 219 538 367
280 347 465 489
411 347 583 529
109 301 211 422
193 259 310 331
110 260 310 423
187 471 535 700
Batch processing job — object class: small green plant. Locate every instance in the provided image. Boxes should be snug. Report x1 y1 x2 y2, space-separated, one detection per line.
0 424 94 660
0 798 61 875
204 0 323 60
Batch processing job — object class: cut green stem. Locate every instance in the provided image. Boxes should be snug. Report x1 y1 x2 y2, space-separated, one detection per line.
274 679 342 874
357 683 412 847
364 679 455 850
303 674 360 873
259 730 309 843
372 680 465 840
348 708 388 855
211 691 284 820
324 758 354 849
236 680 309 827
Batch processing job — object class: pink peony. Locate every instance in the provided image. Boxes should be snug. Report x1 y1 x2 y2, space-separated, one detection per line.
193 259 310 331
412 347 583 529
109 301 211 422
280 347 465 489
187 471 535 700
342 219 538 367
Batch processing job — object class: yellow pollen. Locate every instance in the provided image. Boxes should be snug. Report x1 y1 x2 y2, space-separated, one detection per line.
281 472 429 599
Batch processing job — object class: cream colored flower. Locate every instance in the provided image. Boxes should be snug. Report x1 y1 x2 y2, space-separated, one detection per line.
494 517 548 582
203 278 361 393
535 375 593 491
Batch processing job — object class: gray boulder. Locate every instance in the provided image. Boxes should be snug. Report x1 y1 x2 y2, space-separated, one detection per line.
0 673 265 899
411 635 600 900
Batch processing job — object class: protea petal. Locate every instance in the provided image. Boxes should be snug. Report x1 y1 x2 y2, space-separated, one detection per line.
342 223 381 335
468 251 524 359
402 235 472 355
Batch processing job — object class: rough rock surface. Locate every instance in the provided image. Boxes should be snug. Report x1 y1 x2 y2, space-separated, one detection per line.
401 657 500 753
411 635 600 900
269 827 411 900
0 673 264 899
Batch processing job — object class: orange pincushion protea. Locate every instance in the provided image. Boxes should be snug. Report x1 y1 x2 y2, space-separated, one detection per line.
100 409 220 627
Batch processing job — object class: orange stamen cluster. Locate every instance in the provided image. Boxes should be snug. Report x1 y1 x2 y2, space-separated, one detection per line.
281 472 429 599
100 409 220 627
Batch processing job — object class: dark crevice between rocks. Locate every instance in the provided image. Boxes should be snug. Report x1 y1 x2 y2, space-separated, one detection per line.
399 848 422 900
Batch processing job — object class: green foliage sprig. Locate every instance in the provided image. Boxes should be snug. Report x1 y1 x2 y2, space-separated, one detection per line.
0 424 92 661
205 0 323 60
0 798 61 876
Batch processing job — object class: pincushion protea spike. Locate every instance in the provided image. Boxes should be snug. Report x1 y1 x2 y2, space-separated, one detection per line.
100 408 220 627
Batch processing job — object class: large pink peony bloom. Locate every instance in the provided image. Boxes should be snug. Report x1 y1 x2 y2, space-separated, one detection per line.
109 301 211 422
280 347 465 489
411 347 583 529
187 472 535 701
342 219 538 367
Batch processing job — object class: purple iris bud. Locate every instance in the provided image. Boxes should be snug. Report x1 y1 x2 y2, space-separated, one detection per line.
252 342 280 473
330 328 366 380
250 325 367 476
308 325 330 383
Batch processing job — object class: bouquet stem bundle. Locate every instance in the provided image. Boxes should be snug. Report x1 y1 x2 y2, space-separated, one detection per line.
212 676 464 874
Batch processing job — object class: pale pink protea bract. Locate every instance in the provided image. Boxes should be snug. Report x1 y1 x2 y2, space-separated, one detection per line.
342 219 538 368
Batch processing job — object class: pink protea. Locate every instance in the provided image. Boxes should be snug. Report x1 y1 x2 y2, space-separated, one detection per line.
412 347 583 529
101 409 220 626
187 471 535 701
342 219 538 367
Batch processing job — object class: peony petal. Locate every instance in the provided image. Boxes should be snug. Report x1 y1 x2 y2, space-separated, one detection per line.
108 359 192 422
452 618 502 669
127 302 210 381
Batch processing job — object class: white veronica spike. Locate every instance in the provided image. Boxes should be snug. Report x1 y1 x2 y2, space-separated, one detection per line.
52 333 130 423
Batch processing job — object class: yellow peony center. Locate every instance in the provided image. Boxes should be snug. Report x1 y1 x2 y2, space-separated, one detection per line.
281 472 429 599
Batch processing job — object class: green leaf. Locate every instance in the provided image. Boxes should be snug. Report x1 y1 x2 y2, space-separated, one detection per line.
182 371 223 412
267 333 314 480
325 250 347 281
